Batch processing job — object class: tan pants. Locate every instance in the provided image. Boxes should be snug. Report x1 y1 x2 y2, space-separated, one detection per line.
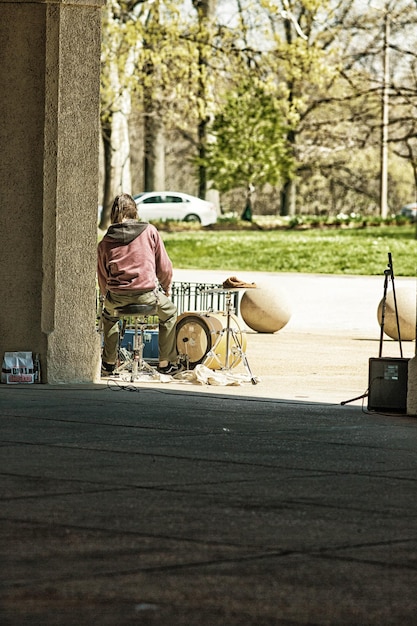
101 290 178 365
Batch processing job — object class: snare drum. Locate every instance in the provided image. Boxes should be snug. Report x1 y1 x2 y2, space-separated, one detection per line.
176 312 247 370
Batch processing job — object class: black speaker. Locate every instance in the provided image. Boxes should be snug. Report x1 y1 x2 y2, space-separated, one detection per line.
368 357 409 413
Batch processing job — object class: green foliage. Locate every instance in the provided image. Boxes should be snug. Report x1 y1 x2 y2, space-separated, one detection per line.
199 81 294 192
100 1 203 128
162 225 417 276
99 0 417 220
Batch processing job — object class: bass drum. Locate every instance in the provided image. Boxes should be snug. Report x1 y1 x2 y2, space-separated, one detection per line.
176 312 247 370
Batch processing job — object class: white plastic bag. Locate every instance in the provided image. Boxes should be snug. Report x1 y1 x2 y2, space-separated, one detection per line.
1 351 34 384
177 364 246 386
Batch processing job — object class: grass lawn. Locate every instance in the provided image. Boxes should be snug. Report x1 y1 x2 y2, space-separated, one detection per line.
162 225 417 276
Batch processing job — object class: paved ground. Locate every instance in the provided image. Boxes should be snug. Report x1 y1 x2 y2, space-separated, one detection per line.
137 269 416 405
1 272 417 625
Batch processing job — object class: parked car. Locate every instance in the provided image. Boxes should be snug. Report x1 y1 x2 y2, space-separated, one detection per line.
399 203 417 221
133 191 217 226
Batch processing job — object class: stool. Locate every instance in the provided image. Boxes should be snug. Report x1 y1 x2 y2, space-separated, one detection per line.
114 303 158 381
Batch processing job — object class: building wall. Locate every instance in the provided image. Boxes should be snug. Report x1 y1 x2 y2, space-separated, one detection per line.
0 0 104 383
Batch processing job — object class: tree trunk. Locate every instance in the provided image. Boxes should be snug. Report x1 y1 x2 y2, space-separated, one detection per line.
142 1 165 193
99 33 133 229
280 179 296 216
99 125 113 230
144 104 165 191
197 117 208 199
99 106 132 228
193 0 216 199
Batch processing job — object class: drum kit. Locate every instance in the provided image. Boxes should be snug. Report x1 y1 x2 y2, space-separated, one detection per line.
176 287 258 384
98 286 258 384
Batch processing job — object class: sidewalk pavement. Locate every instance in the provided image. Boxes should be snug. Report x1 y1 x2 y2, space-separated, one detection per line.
164 270 416 405
1 272 417 625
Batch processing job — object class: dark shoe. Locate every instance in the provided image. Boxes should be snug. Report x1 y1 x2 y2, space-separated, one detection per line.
157 362 184 376
101 361 116 375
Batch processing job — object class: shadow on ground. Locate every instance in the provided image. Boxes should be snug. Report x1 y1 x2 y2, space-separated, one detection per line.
1 383 417 625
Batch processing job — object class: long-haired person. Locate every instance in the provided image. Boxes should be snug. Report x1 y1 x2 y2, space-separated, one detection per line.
97 193 181 375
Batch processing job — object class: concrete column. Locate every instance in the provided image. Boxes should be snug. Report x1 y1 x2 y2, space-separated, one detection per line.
0 0 104 382
407 357 417 416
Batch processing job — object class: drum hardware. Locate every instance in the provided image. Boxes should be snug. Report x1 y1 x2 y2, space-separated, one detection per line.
180 336 190 370
208 289 258 384
113 304 159 382
176 288 258 384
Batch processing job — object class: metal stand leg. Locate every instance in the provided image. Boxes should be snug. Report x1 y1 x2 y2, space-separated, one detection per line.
204 291 258 384
115 316 157 382
378 252 403 357
230 328 258 385
132 319 157 381
341 251 402 406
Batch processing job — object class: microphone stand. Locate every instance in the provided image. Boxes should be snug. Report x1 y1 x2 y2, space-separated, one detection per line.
341 251 401 406
379 252 402 358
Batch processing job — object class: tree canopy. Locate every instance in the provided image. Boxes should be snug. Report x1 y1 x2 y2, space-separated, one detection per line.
99 0 417 224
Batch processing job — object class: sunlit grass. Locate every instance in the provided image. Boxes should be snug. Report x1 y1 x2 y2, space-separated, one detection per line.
162 226 417 276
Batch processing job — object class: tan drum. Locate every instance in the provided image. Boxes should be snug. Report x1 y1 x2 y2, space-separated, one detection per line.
176 311 247 370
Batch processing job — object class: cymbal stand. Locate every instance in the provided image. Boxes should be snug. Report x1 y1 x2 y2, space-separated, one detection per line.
206 291 258 385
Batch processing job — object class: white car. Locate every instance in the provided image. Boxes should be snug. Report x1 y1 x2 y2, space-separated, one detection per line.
134 191 217 226
400 203 417 221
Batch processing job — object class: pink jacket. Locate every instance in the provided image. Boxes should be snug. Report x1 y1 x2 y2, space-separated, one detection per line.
97 221 173 295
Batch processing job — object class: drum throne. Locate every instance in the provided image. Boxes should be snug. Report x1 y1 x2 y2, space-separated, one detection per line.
113 303 158 381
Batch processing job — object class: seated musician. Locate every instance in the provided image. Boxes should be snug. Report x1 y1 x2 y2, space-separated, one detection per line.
97 193 181 376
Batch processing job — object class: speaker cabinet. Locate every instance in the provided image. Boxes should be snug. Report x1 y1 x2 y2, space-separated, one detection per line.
368 357 409 413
